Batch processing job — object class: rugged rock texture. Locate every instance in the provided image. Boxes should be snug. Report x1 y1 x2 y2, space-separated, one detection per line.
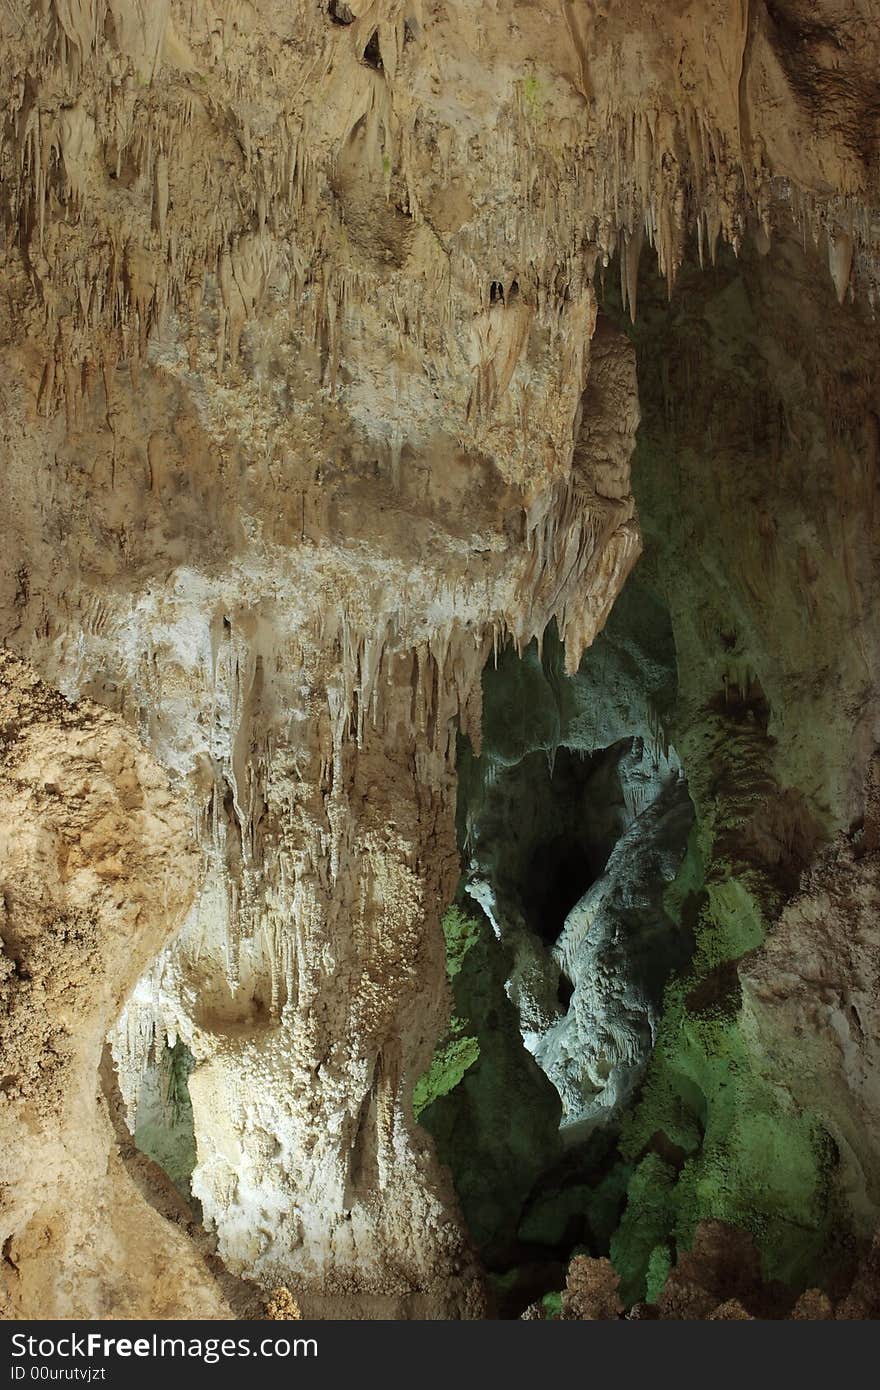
742 835 880 1241
524 1219 880 1320
0 649 231 1318
416 902 565 1304
605 232 880 1302
458 592 693 1134
0 0 878 1320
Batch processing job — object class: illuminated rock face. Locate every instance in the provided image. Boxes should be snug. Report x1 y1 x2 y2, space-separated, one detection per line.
0 1 879 1319
456 584 694 1135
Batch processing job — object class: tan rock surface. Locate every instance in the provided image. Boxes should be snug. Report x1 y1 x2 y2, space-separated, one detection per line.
0 649 232 1318
0 0 878 1318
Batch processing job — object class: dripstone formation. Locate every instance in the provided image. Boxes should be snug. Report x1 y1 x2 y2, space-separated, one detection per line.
1 1 878 1320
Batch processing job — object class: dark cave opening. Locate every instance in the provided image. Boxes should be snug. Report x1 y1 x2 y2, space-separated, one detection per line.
418 594 696 1316
520 793 605 943
362 30 383 69
525 835 595 941
418 233 874 1316
556 970 575 1010
327 0 355 23
128 1040 199 1210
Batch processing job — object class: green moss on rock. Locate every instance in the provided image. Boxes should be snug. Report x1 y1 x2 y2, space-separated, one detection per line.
417 902 563 1259
541 1290 563 1318
441 906 482 980
601 242 865 1306
413 1026 480 1118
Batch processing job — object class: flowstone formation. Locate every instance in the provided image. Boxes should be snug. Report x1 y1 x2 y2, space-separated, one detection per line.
0 0 879 1321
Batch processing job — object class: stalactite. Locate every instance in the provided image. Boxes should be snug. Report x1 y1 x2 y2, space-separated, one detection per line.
2 0 878 1321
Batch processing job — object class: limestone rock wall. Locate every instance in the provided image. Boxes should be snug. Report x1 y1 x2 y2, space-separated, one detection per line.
0 649 231 1318
0 0 878 1319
